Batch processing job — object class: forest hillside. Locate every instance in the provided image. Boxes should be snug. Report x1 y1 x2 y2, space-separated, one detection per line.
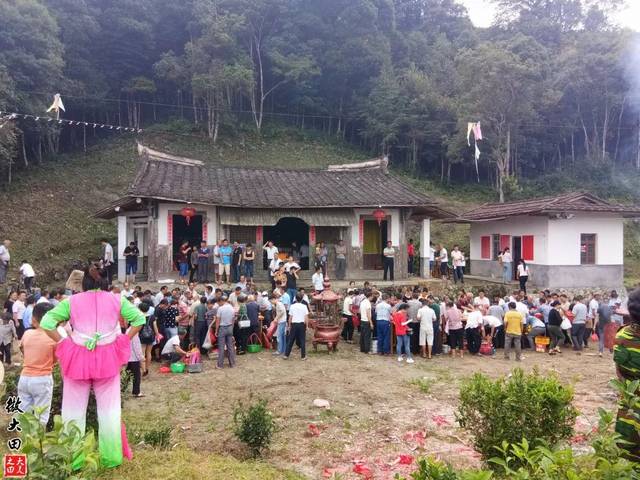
1 0 640 200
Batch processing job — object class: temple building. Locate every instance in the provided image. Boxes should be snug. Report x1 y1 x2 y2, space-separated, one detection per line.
95 144 452 281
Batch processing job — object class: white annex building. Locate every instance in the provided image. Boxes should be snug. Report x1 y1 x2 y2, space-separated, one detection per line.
457 193 640 289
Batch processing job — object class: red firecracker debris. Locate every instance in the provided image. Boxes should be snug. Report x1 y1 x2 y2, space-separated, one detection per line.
353 463 373 478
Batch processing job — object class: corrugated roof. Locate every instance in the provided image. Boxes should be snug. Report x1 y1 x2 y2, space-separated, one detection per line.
457 192 640 222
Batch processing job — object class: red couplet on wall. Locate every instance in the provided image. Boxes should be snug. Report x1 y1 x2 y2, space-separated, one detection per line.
358 218 364 245
256 226 263 244
522 235 534 261
480 236 491 259
309 225 316 244
500 235 511 251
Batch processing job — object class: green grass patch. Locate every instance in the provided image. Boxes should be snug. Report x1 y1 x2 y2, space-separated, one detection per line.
407 377 432 394
96 447 305 480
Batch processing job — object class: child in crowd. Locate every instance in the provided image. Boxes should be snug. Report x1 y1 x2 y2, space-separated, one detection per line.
392 303 413 363
126 326 145 397
18 303 56 424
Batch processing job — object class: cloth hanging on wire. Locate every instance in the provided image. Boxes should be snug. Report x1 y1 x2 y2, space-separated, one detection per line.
472 122 482 141
466 122 474 146
466 121 483 182
47 94 65 113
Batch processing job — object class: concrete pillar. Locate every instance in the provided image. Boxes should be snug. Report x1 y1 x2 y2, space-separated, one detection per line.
419 218 431 278
117 215 127 281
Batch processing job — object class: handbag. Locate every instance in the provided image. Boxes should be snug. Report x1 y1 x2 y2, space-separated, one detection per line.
238 319 251 328
560 318 572 330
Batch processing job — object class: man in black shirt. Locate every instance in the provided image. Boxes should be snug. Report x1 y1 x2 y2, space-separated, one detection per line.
286 266 298 303
123 241 140 283
231 242 243 283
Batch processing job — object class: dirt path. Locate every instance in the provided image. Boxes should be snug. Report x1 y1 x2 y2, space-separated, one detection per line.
125 339 617 479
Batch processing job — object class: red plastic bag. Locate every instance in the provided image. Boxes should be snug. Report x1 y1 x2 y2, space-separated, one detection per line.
397 454 413 465
591 332 599 342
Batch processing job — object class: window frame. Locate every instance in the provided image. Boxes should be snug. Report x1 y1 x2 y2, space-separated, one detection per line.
580 233 596 265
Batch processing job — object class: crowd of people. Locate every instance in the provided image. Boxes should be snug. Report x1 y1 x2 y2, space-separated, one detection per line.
340 284 625 362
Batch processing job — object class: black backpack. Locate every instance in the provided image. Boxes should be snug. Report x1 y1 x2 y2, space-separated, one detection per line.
139 316 154 343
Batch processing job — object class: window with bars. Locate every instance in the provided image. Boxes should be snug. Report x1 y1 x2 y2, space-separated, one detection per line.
229 226 257 246
492 234 500 260
580 234 596 265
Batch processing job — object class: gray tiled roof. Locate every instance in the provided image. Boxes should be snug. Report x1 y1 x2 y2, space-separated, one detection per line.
127 158 434 208
457 192 640 221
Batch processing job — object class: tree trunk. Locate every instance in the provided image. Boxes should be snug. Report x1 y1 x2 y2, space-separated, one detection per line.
613 97 626 164
602 99 609 161
21 132 28 167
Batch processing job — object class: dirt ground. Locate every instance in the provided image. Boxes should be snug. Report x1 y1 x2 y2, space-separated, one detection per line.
123 336 618 480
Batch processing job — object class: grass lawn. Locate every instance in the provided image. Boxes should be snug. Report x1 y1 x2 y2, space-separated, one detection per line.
97 448 304 480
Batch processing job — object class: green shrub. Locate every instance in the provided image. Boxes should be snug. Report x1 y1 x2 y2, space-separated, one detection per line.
456 368 577 462
394 458 491 480
18 411 100 480
233 399 275 457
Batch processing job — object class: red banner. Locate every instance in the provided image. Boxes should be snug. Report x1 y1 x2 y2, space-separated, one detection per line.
202 216 208 242
167 213 173 245
256 226 263 244
309 225 316 244
359 218 364 245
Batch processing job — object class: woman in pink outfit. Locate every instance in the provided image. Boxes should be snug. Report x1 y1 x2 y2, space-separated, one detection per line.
41 265 144 469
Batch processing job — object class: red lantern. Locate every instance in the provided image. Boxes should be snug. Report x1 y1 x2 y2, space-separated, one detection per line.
181 206 196 226
372 207 386 226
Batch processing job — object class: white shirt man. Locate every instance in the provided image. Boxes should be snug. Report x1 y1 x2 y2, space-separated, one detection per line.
439 247 448 263
284 260 300 272
588 296 599 320
289 302 309 324
19 262 35 279
286 301 310 359
342 294 353 316
312 271 324 292
451 249 464 268
417 304 436 335
473 295 490 310
360 297 372 326
263 242 279 262
0 242 10 264
515 301 529 324
429 246 436 262
465 310 483 330
12 294 26 325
